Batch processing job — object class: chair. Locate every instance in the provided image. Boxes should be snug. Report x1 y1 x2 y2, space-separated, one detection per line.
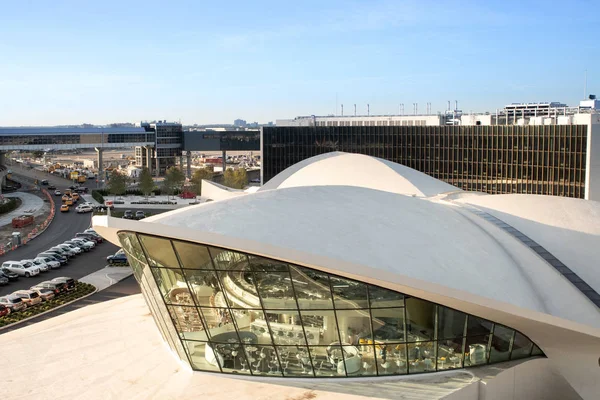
423 358 434 371
362 361 371 375
282 361 289 375
253 360 262 374
380 361 391 374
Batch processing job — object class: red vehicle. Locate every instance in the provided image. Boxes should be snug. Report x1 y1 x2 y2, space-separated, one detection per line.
0 304 10 317
179 190 196 199
12 215 34 228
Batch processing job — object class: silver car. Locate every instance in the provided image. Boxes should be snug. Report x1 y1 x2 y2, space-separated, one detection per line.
0 295 27 311
23 259 49 272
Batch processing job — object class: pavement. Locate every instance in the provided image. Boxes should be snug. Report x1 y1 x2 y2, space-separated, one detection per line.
0 192 46 226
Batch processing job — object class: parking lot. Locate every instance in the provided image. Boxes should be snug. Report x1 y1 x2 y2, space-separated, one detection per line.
0 174 118 297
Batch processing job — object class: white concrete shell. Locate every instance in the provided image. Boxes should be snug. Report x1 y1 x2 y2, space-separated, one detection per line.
94 153 600 399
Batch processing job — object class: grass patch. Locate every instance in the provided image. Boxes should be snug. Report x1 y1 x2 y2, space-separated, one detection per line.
0 197 21 214
0 282 96 327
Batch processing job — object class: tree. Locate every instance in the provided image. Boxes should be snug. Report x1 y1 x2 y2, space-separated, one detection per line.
31 150 45 159
163 167 186 200
138 167 154 199
106 170 129 200
190 168 214 196
223 168 248 189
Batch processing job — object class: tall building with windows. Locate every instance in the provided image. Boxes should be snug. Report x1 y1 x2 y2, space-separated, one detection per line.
93 153 600 399
263 112 600 200
135 121 183 176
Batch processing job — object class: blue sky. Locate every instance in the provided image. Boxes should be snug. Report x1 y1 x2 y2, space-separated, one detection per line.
0 0 598 126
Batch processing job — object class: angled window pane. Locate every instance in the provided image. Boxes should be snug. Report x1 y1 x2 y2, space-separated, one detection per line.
138 235 179 267
254 272 298 309
289 265 333 309
375 343 407 375
168 305 208 340
215 269 261 309
371 308 405 342
466 315 493 337
339 342 363 376
489 325 514 363
181 269 223 307
212 341 252 375
248 255 288 272
407 341 436 373
244 344 281 376
210 248 248 270
464 335 490 367
151 267 189 304
308 345 346 376
118 232 146 282
405 298 436 341
368 284 404 308
330 275 369 309
299 310 339 345
276 345 312 376
173 241 214 269
264 310 306 346
531 344 543 356
511 332 533 360
335 309 372 346
437 338 464 370
230 309 266 344
438 306 467 339
199 307 238 340
184 340 221 372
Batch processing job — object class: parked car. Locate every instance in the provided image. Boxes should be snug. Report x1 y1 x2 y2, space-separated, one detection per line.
1 261 40 277
45 248 72 260
40 179 49 185
22 259 49 272
76 232 103 243
65 239 93 251
107 249 129 266
83 228 97 234
76 204 93 213
0 295 27 312
123 210 134 219
135 211 146 220
70 237 96 249
33 257 61 269
51 277 76 291
50 246 77 257
29 287 55 301
31 281 66 295
37 252 68 265
57 243 83 255
13 290 43 307
0 268 19 281
48 184 56 190
54 190 61 196
60 204 69 212
0 304 10 317
0 275 8 285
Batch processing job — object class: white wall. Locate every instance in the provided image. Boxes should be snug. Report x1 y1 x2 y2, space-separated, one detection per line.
584 115 600 200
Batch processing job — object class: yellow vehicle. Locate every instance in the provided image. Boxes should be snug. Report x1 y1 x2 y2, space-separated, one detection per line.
60 204 69 212
61 194 70 202
77 175 87 183
65 199 73 206
64 189 72 196
71 193 80 201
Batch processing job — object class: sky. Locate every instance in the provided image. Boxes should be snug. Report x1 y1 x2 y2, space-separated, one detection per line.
0 0 598 126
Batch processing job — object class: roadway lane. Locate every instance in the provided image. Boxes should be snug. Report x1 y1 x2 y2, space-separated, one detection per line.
0 171 118 296
0 275 140 334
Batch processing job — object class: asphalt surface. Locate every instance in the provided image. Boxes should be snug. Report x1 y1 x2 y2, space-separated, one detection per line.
0 275 140 334
0 168 119 296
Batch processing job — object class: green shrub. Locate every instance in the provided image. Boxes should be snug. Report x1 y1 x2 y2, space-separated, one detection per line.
0 198 19 214
91 190 105 204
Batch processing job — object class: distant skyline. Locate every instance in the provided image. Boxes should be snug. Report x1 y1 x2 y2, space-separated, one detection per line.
1 0 598 126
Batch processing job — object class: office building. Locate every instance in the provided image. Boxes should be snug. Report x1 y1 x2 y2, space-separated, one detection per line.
91 153 600 399
264 112 600 200
135 121 183 176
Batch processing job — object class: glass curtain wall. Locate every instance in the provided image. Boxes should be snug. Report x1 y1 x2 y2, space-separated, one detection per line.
118 231 542 378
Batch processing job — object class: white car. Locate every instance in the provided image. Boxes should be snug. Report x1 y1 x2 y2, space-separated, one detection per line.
22 259 49 272
65 239 94 251
56 243 82 255
1 261 40 277
84 228 97 235
71 238 95 249
76 204 93 213
33 257 61 270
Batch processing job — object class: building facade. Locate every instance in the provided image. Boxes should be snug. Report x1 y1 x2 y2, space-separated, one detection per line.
135 121 183 176
262 115 600 200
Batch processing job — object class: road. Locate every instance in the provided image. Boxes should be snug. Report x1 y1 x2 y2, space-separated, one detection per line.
0 275 140 334
0 169 119 296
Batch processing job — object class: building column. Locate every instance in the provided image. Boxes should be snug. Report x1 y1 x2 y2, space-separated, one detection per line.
145 146 153 175
95 148 103 187
155 156 160 177
186 152 192 178
179 155 184 171
222 150 227 173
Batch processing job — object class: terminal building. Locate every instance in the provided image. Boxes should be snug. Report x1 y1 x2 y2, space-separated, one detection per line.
267 102 600 200
90 153 600 399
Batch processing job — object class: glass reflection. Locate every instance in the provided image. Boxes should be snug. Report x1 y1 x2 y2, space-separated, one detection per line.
118 233 542 378
138 235 179 267
173 241 214 269
406 298 436 341
371 308 405 342
330 275 368 309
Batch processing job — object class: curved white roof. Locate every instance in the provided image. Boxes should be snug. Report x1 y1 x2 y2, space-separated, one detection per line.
259 152 459 197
